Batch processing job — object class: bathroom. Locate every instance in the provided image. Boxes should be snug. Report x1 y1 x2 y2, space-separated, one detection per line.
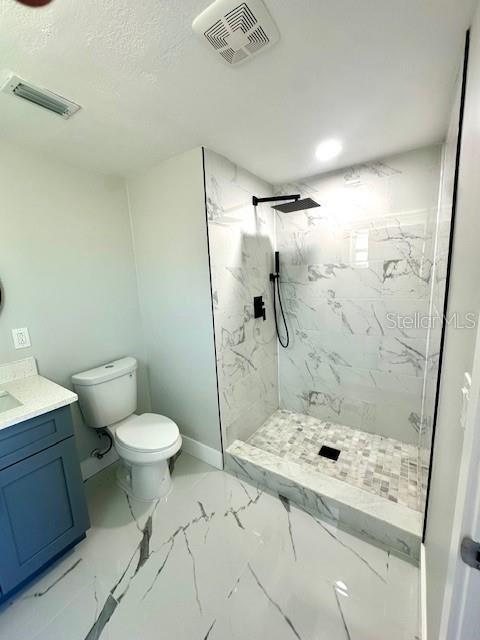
0 0 479 638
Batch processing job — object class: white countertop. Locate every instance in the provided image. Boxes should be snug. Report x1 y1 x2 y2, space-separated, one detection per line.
0 357 77 432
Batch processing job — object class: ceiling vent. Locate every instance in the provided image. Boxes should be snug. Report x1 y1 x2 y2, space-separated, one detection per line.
192 0 280 66
2 75 81 119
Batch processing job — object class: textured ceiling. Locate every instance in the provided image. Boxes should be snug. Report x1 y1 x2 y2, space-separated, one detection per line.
0 0 475 182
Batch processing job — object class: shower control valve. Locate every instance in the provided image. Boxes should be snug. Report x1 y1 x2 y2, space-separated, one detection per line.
253 296 266 321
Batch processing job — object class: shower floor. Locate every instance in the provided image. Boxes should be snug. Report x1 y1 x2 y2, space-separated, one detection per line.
248 410 422 511
226 409 424 560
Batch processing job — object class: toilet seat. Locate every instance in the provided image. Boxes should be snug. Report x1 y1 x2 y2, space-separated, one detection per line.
110 413 182 499
115 413 180 454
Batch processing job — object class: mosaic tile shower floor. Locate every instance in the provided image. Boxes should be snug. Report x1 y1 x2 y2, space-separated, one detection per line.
248 410 424 512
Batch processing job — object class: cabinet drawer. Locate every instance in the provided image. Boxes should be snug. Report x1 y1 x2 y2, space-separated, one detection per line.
0 436 89 597
0 406 74 471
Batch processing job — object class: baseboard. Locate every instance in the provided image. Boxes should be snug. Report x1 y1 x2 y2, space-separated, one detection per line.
420 543 428 640
81 435 223 479
181 434 224 470
81 448 119 480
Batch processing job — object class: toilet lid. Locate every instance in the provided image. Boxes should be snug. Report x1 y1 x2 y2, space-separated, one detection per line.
115 413 180 453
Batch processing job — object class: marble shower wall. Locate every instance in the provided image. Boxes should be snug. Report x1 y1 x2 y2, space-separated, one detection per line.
275 146 443 448
204 149 278 447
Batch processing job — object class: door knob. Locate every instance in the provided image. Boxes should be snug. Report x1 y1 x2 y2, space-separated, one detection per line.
461 537 480 570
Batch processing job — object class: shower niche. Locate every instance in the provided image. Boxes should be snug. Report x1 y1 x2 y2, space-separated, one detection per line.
203 143 454 563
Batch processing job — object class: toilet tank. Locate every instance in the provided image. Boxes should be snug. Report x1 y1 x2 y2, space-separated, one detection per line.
72 357 138 429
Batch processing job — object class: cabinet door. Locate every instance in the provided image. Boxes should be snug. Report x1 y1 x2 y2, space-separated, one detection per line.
0 437 89 596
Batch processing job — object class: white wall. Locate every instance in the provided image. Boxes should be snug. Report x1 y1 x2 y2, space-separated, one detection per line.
425 15 480 638
127 148 222 452
0 140 150 462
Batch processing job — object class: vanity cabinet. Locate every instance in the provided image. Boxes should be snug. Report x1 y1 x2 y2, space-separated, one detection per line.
0 407 89 602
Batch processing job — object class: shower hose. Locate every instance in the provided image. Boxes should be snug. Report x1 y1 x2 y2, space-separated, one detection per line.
272 276 290 348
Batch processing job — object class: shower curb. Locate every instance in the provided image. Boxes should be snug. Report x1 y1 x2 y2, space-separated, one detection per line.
225 440 422 564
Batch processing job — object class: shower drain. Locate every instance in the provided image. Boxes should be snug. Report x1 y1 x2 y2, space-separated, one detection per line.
318 445 341 461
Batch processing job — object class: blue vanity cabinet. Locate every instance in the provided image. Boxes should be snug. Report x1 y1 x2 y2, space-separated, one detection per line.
0 407 89 601
0 405 75 471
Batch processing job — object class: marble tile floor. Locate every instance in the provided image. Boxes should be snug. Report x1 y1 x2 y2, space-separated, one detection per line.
0 453 420 640
249 410 424 512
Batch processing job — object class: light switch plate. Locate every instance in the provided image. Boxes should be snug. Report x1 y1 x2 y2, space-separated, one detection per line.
12 327 31 349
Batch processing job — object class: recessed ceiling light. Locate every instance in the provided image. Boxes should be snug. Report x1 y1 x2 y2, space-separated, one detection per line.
315 139 343 162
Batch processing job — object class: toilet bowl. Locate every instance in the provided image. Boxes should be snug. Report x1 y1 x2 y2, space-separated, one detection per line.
110 413 182 500
72 357 182 501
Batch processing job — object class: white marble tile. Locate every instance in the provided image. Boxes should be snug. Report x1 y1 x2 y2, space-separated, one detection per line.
0 454 420 640
304 259 429 300
225 393 279 444
32 577 110 640
224 506 417 640
278 325 427 378
205 149 279 447
0 549 90 640
275 147 442 448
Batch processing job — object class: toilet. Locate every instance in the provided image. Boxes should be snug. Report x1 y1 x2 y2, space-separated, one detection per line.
72 357 182 501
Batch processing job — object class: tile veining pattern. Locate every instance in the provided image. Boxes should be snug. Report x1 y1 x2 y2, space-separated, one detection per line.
275 146 443 447
227 439 422 562
248 410 424 511
204 148 279 447
0 454 420 640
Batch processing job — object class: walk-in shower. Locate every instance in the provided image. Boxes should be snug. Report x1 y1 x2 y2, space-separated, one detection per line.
205 145 453 563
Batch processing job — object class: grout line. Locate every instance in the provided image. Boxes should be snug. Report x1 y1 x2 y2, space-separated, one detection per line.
249 409 422 512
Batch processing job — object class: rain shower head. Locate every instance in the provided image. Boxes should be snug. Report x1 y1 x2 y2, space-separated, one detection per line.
252 194 320 212
272 197 320 213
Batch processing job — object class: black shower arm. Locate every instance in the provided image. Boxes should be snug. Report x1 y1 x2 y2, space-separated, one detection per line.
252 194 300 207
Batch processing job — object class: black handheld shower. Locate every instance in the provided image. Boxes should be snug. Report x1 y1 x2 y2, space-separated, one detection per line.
270 251 289 349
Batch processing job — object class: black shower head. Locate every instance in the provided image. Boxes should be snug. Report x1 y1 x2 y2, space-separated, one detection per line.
272 197 320 213
252 194 320 212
